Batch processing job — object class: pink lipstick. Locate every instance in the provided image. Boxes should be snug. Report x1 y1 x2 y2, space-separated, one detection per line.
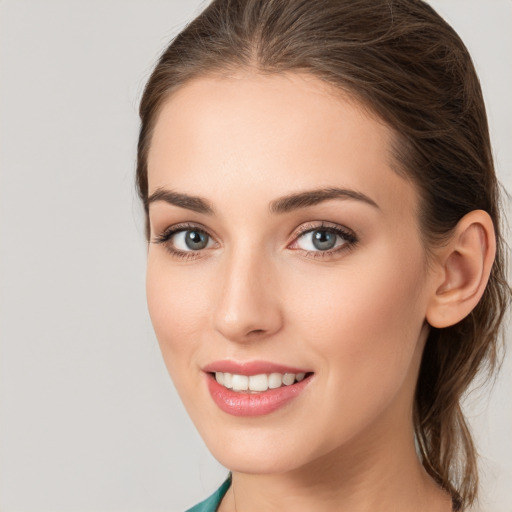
203 360 313 416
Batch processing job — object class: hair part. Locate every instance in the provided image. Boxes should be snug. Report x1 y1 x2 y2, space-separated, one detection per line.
137 1 511 508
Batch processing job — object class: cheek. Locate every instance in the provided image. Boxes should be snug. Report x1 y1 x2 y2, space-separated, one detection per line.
146 254 211 377
287 245 427 402
271 251 428 454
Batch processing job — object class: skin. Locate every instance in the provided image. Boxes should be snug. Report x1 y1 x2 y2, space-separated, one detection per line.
146 72 456 512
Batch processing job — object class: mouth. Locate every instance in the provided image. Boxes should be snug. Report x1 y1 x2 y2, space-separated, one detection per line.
203 364 314 416
210 371 312 393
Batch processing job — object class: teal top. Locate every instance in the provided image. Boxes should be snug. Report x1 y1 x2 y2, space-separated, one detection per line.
185 474 232 512
184 473 459 511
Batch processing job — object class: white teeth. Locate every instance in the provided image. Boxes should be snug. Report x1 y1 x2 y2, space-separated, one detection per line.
249 374 268 392
231 374 249 391
282 373 295 386
214 371 308 392
223 372 233 389
268 372 282 389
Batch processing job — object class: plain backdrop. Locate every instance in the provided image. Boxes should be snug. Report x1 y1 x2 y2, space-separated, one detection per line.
0 1 510 511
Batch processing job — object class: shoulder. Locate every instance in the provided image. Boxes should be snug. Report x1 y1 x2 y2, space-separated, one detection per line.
185 474 232 512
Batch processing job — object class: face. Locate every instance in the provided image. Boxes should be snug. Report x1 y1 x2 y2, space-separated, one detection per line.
146 72 434 475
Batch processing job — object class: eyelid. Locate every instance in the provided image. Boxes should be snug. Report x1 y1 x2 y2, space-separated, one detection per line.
152 220 357 260
152 222 219 260
152 222 216 244
288 221 358 256
290 221 356 240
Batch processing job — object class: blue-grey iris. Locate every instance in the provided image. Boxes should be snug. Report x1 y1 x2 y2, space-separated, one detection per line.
185 230 208 250
312 230 337 250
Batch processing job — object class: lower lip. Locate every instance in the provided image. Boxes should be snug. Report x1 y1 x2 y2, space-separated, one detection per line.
206 373 313 417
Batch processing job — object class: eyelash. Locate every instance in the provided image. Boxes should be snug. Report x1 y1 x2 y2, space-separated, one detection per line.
153 223 213 261
152 222 358 261
291 222 358 259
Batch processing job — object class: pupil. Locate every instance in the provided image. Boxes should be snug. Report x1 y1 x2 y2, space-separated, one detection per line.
185 231 208 250
312 230 336 250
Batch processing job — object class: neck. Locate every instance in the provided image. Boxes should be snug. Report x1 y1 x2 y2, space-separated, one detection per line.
221 421 452 512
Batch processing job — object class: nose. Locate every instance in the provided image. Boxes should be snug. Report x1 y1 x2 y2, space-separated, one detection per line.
212 247 283 343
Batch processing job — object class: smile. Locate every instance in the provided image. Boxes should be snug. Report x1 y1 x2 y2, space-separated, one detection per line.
203 361 314 416
214 371 306 392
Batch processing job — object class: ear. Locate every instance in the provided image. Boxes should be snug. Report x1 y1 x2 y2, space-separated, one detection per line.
426 210 496 328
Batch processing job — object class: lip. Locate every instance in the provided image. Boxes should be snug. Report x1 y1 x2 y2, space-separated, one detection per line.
202 360 311 375
203 361 314 417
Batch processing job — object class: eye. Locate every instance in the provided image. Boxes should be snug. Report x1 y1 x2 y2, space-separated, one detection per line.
291 224 357 254
152 224 216 258
172 229 213 251
300 230 338 251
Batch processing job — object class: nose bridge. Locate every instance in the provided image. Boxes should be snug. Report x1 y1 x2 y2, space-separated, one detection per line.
213 241 282 342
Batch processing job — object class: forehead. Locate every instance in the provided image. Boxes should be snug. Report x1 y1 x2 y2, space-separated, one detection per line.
147 72 417 218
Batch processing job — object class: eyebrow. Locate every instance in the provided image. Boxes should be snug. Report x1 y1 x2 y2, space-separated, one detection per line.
269 187 379 214
147 186 379 215
147 188 214 215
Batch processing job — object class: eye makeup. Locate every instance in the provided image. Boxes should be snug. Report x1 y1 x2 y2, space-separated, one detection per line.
288 221 358 259
152 222 216 260
151 220 358 261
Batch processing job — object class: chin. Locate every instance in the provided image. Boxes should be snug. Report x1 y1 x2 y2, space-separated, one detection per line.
200 426 317 475
213 448 304 475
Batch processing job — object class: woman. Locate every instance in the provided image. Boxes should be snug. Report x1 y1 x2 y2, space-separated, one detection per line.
136 1 510 510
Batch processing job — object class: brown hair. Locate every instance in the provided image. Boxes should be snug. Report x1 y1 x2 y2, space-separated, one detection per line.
136 0 510 509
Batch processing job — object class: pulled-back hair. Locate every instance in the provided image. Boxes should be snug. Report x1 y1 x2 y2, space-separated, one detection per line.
136 1 510 508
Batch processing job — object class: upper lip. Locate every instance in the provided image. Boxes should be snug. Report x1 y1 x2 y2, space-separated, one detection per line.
202 360 311 376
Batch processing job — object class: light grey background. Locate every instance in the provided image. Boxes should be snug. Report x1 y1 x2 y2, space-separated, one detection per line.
0 1 510 511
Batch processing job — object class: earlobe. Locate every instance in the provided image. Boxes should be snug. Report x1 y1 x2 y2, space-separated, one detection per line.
426 210 496 328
